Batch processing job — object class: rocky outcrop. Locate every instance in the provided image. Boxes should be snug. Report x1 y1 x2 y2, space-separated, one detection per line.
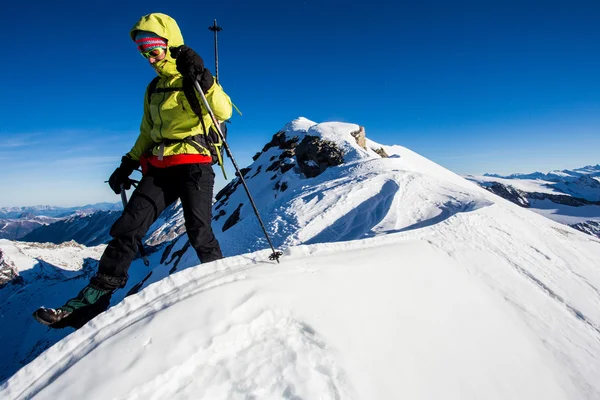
527 192 600 207
213 123 359 231
372 147 389 158
485 183 530 207
0 249 23 288
295 135 344 178
350 126 367 150
222 204 243 232
570 221 600 239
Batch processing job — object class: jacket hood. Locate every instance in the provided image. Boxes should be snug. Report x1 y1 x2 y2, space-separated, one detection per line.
130 13 184 77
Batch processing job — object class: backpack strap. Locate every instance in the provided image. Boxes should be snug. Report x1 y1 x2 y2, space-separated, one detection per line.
146 76 228 179
146 76 161 104
181 76 228 179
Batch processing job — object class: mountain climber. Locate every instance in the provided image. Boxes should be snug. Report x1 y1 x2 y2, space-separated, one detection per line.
33 13 232 328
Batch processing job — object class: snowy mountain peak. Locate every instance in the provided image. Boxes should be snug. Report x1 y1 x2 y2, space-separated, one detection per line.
213 119 390 241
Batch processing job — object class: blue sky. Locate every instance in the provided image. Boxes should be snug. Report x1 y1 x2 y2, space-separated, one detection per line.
1 0 598 207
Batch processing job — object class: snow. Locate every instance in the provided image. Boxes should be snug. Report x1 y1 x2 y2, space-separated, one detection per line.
1 118 600 399
0 239 103 276
528 199 600 225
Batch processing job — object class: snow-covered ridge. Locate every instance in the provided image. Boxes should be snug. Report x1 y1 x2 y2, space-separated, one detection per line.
1 118 599 399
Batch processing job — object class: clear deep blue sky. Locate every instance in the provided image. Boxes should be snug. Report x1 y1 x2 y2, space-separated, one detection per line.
1 0 599 207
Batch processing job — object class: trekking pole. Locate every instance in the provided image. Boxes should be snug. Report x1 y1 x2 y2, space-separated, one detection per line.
208 19 222 84
120 183 150 266
191 80 283 263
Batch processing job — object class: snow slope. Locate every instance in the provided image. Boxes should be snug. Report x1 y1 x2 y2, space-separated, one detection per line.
1 118 600 399
529 199 600 225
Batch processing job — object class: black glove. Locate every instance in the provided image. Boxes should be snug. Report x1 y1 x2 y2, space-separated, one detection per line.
171 45 204 77
108 156 139 195
170 46 214 92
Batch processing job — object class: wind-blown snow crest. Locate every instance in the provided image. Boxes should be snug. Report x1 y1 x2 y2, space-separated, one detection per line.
1 118 600 399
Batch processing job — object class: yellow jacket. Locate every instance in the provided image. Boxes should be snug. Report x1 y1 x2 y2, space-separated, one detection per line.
127 13 233 162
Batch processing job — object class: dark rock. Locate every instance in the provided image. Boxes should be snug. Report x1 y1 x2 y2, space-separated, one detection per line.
528 192 598 206
222 203 243 232
280 135 299 149
253 132 300 162
236 167 251 178
280 163 295 173
160 241 176 264
261 131 287 153
213 209 227 221
251 165 262 178
570 220 600 239
266 160 282 172
287 136 300 148
279 150 295 160
295 135 344 178
215 179 241 202
274 180 289 192
485 183 530 207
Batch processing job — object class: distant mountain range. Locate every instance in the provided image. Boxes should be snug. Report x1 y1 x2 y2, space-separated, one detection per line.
466 165 600 238
1 200 184 248
483 164 600 182
19 211 121 247
0 202 122 219
0 203 121 241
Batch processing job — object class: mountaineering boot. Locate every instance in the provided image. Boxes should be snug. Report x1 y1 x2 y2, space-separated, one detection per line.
32 307 72 326
32 282 114 329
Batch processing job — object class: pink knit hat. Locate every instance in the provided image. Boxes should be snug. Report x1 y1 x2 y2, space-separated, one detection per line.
134 31 168 53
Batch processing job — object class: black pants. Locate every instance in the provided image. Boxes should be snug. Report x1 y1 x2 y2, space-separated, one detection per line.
95 163 222 290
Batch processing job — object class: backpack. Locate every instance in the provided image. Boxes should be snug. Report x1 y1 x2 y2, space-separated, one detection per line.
146 76 228 170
